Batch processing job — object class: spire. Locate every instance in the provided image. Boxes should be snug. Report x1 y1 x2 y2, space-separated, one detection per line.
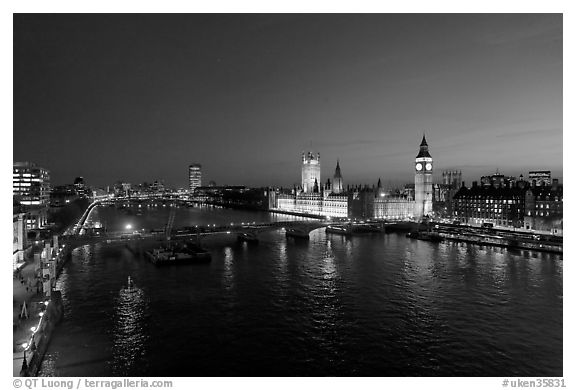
377 178 382 188
420 133 428 147
334 159 342 178
416 133 432 159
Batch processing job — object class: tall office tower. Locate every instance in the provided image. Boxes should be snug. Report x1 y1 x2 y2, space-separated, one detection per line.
414 135 433 219
332 160 344 194
189 164 202 192
301 152 321 193
13 162 51 206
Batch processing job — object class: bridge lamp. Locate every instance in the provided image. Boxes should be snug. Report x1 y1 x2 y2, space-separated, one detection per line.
30 327 36 333
125 224 132 230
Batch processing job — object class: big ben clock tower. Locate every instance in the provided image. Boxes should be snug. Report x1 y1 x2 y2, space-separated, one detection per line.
414 134 433 219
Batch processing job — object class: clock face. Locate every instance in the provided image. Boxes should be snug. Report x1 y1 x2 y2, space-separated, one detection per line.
415 163 423 171
426 163 432 171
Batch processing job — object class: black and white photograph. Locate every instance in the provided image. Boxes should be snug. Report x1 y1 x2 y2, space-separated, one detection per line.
9 7 566 385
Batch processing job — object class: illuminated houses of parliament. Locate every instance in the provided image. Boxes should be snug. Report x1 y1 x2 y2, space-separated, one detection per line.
272 136 433 220
301 152 321 193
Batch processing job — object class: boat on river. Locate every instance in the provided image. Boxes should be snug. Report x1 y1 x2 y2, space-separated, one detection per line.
237 232 259 243
406 231 443 242
145 242 211 265
121 276 139 294
325 225 353 236
285 228 310 239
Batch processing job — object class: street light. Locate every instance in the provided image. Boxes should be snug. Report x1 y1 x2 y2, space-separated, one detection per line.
21 343 28 371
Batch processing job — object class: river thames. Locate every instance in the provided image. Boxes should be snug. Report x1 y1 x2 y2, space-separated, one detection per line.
38 205 562 376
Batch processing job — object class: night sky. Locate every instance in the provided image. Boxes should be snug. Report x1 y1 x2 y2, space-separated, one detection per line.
13 14 562 189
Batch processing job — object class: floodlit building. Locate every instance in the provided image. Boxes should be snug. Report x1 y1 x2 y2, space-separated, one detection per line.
528 171 552 187
523 179 562 234
301 152 321 193
274 136 437 220
189 164 202 192
13 162 51 229
373 190 414 220
13 211 29 267
414 135 433 219
480 171 516 188
452 181 526 228
13 162 51 206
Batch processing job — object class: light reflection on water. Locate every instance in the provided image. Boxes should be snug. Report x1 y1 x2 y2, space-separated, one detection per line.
39 207 562 377
112 283 149 376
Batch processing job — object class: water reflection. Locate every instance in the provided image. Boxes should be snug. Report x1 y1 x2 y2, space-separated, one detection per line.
222 246 234 291
322 240 336 281
111 279 149 376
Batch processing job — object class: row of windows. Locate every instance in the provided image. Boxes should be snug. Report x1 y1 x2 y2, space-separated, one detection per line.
457 195 521 200
534 195 561 201
527 211 557 217
534 203 562 209
456 200 520 204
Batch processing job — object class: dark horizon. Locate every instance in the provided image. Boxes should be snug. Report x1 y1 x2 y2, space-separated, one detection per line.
13 14 563 188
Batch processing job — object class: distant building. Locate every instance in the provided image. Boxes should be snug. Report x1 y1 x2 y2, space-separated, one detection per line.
73 176 88 197
274 136 437 221
273 154 348 218
301 152 321 193
13 162 51 206
348 187 374 220
480 171 516 188
50 185 78 207
150 180 165 194
192 185 273 210
13 162 51 229
442 170 462 188
189 164 202 192
372 189 414 220
275 190 348 218
322 193 349 218
13 210 29 267
452 181 527 228
528 171 552 187
523 179 562 234
433 170 463 218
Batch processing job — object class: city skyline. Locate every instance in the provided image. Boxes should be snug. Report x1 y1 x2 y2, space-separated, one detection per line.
13 14 562 188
